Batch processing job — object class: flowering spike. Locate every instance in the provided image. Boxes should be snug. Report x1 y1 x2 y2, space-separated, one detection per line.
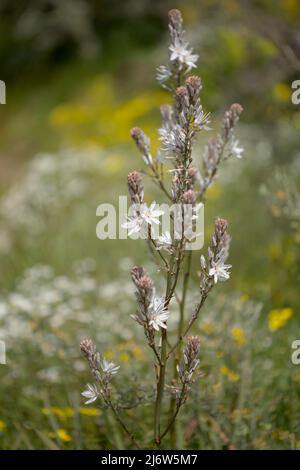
130 127 152 165
127 171 144 204
207 218 231 284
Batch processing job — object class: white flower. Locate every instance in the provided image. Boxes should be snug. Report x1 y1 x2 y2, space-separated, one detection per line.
194 108 211 131
142 153 153 166
168 384 182 400
209 261 232 284
100 358 120 376
200 255 206 269
169 39 198 70
122 213 147 237
157 231 173 251
149 297 169 331
141 202 164 225
159 125 185 155
81 383 99 405
231 139 244 159
156 65 172 83
122 203 164 237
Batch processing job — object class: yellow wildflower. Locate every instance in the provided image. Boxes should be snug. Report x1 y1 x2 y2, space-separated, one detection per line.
220 365 240 382
79 407 102 417
49 77 168 148
228 371 241 382
119 352 130 363
0 420 6 432
220 365 230 375
206 183 221 201
42 407 75 419
293 371 300 383
49 429 72 442
103 350 114 360
132 346 144 360
240 294 249 302
268 308 294 331
231 327 246 347
200 321 215 335
272 83 291 102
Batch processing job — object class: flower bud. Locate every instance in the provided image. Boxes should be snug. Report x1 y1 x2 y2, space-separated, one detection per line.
182 189 196 204
130 127 152 164
186 75 202 100
127 171 144 203
80 338 93 356
168 9 182 30
175 86 189 113
131 266 146 285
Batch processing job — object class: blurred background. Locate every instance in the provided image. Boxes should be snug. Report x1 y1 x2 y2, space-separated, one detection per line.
0 0 299 449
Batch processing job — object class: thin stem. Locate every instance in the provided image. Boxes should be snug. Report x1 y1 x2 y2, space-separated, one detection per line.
148 339 162 367
168 250 192 447
199 137 229 200
167 291 210 360
108 400 141 449
149 234 169 270
154 328 167 446
160 383 187 442
166 247 184 304
179 250 192 333
139 280 163 368
154 253 175 446
150 164 173 201
166 206 186 305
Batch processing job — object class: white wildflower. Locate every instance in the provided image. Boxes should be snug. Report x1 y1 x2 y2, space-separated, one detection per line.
156 65 172 84
194 108 211 131
122 213 147 237
209 261 232 284
122 203 164 237
231 139 244 159
169 39 198 70
157 231 173 251
200 255 206 269
159 124 186 155
81 383 99 405
141 202 164 225
149 297 169 331
100 358 120 376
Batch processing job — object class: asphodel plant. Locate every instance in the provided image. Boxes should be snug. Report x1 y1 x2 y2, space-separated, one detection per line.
81 8 243 449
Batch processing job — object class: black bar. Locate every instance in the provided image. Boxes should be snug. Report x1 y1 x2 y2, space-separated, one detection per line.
0 450 298 466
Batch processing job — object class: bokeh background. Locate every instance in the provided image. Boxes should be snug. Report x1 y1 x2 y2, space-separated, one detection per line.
0 0 299 449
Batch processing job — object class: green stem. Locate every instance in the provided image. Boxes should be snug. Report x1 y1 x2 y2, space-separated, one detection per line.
169 251 192 447
110 405 141 449
161 384 187 442
154 253 175 446
154 328 167 446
